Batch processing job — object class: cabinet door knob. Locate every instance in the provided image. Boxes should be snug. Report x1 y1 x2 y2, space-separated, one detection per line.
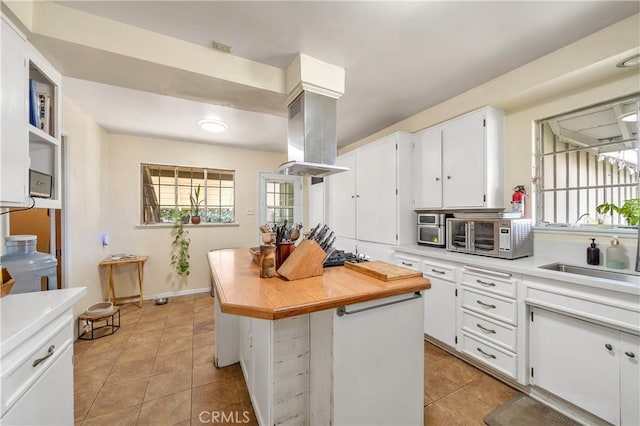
447 175 452 180
351 195 355 198
605 343 613 351
356 194 360 198
625 351 636 358
435 177 440 181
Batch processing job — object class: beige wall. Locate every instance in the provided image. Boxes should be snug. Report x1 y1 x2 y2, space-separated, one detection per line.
102 134 286 298
61 95 110 315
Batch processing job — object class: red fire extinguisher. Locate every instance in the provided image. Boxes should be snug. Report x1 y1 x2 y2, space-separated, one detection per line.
512 185 526 217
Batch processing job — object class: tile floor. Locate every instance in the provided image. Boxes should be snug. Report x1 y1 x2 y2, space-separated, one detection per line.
73 293 520 425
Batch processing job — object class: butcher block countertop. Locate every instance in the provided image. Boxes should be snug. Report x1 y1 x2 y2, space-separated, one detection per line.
207 248 431 320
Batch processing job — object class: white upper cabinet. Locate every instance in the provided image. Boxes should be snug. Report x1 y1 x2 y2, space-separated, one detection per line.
355 135 398 245
412 127 442 209
327 132 414 246
1 14 62 209
328 153 356 240
413 106 505 210
1 16 28 206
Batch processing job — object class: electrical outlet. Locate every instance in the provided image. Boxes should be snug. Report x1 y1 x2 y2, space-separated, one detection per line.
246 209 255 216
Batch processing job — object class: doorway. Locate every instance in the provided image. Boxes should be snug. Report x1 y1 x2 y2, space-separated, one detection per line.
258 172 303 227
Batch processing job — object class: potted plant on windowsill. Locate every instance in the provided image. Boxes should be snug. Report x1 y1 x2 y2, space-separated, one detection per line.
596 199 640 227
190 184 203 225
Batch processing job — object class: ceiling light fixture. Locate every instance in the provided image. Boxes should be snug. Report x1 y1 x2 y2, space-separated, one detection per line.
199 119 228 133
616 53 640 68
619 111 638 122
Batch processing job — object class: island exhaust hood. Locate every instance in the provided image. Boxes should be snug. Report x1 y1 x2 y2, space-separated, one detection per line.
277 91 349 177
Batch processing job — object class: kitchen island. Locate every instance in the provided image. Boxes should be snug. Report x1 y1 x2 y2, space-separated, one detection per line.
208 248 430 426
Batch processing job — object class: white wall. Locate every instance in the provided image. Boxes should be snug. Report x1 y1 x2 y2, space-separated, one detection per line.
103 134 286 298
61 94 110 315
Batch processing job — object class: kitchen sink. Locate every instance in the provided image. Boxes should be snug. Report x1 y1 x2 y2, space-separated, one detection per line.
538 263 640 285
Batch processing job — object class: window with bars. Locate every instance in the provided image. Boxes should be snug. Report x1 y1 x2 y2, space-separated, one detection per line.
141 164 235 224
535 95 638 227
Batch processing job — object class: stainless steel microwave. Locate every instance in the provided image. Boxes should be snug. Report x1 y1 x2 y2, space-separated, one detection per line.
417 213 451 247
446 218 533 259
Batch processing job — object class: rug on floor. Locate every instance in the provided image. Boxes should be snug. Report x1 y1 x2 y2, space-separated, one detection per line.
484 394 582 426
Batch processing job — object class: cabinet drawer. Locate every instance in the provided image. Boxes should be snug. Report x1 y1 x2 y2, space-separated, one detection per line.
423 261 456 283
461 288 517 325
461 332 517 379
461 267 517 298
1 312 73 414
395 255 421 271
461 309 517 352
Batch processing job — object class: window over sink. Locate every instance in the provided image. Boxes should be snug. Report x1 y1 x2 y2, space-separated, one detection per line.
535 94 639 228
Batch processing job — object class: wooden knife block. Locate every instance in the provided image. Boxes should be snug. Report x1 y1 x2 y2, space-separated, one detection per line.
277 239 326 281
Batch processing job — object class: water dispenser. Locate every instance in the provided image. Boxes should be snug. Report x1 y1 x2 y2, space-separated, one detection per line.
0 235 57 294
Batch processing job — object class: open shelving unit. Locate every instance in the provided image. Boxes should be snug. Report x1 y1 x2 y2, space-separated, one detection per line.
1 14 62 209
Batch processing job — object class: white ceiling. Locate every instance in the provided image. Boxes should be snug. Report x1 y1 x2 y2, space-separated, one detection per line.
54 1 639 152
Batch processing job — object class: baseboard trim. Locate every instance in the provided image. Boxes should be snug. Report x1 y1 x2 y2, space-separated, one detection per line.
144 287 211 301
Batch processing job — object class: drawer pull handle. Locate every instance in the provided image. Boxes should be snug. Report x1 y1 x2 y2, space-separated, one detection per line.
476 279 496 287
476 323 496 334
401 261 413 267
626 351 636 358
476 300 496 309
605 343 613 351
477 347 496 359
33 345 55 367
431 269 446 275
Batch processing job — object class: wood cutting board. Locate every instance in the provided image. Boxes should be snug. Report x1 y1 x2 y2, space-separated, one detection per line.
343 261 423 281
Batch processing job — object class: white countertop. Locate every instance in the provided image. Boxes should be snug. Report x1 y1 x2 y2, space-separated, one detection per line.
0 287 86 355
395 245 640 296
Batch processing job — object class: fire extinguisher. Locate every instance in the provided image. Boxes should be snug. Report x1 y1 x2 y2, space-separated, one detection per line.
511 185 526 217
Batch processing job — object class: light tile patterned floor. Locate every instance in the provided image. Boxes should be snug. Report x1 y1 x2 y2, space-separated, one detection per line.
74 293 520 425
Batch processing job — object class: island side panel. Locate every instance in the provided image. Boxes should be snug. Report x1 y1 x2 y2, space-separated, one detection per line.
332 292 425 425
214 290 239 367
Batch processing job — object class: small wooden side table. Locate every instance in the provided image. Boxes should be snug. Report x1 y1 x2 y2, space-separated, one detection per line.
99 255 148 307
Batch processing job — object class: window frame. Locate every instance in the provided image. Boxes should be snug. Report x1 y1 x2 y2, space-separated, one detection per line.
140 162 236 225
533 94 639 230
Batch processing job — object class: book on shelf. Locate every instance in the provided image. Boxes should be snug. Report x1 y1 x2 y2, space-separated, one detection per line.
38 93 51 134
28 79 40 129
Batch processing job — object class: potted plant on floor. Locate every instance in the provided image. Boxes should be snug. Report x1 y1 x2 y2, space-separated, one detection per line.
190 184 204 225
171 212 191 277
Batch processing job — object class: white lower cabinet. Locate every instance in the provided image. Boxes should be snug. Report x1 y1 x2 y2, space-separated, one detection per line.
422 260 457 347
620 331 640 426
530 307 639 425
317 293 424 426
459 265 519 379
2 345 73 426
1 290 85 426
